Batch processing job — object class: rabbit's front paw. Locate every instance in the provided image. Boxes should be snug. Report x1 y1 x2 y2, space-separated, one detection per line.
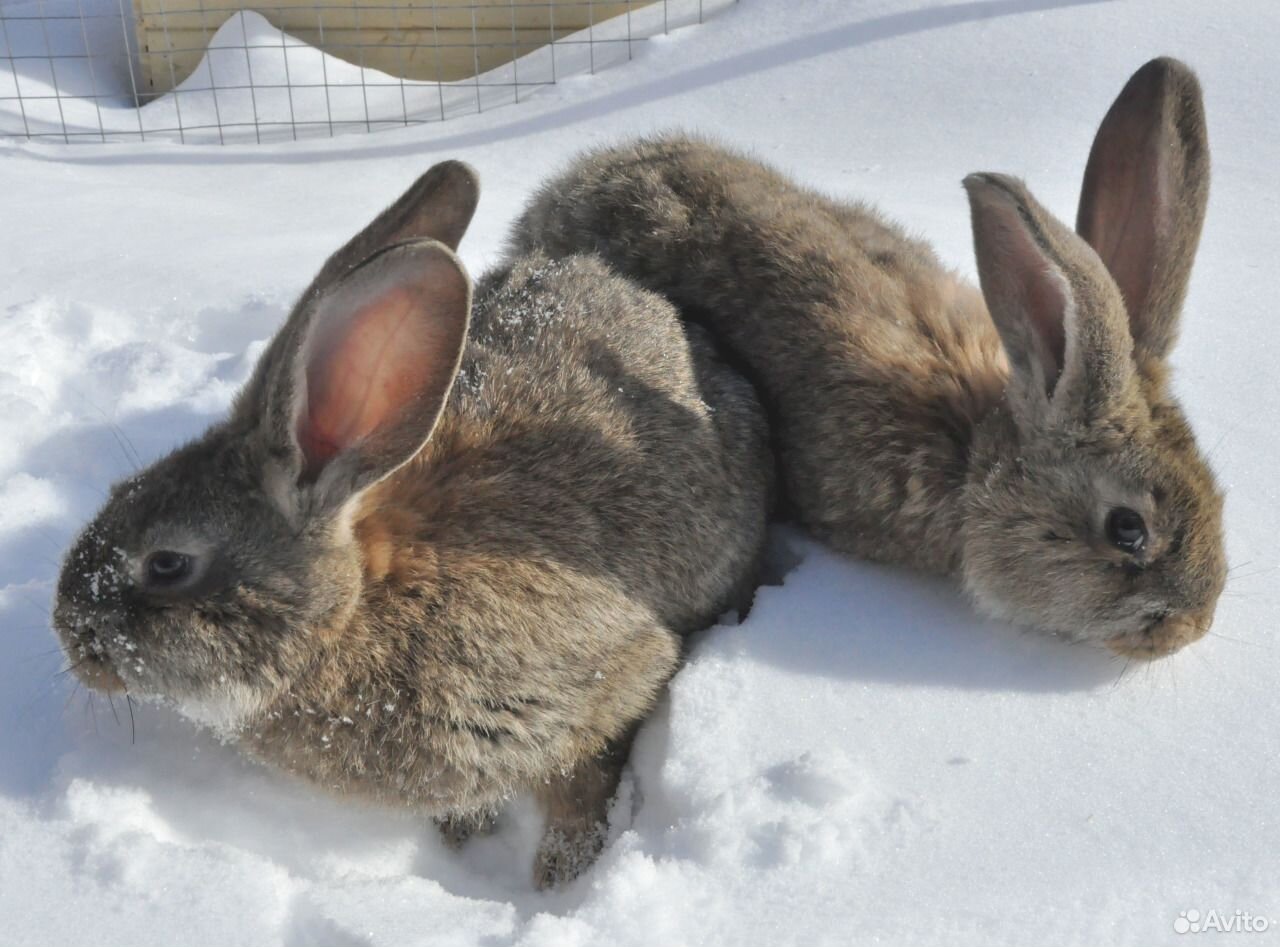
434 810 497 850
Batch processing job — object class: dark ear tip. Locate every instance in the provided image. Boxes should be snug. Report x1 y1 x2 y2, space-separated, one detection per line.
425 159 481 205
1126 56 1204 103
963 172 1029 210
1137 56 1196 82
437 159 481 189
962 172 993 191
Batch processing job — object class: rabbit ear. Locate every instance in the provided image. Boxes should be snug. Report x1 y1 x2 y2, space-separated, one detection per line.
965 173 1133 429
304 160 480 302
265 240 471 515
237 162 479 448
1076 57 1210 361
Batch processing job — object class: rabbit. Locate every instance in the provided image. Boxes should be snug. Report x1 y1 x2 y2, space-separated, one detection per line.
51 159 774 888
510 56 1226 659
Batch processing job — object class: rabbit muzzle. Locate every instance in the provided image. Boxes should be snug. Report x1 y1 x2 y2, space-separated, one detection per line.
1105 608 1213 660
53 607 128 694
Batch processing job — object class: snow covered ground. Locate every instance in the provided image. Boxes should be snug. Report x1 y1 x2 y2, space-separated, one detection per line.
1 1 1278 945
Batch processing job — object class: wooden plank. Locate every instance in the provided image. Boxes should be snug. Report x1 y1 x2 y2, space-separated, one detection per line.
137 28 570 88
138 26 579 53
133 0 655 94
138 1 642 32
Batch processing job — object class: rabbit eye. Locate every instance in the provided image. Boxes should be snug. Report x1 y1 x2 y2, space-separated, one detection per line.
1105 507 1147 554
145 550 193 585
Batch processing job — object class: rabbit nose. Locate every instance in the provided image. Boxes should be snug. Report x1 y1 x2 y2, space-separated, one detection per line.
1105 608 1213 660
75 657 128 694
62 616 106 651
79 626 108 653
62 622 128 694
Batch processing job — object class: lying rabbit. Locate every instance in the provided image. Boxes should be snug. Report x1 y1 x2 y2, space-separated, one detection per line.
512 57 1225 659
53 160 773 887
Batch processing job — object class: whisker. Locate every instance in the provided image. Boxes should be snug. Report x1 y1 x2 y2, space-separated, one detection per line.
63 382 144 473
1204 630 1264 648
54 657 89 679
1189 643 1215 672
108 694 121 727
16 591 53 620
16 675 63 719
127 694 137 745
1205 425 1233 466
1208 423 1245 479
97 420 141 474
109 423 143 473
33 526 69 557
17 643 71 662
1226 566 1279 584
33 554 64 573
63 680 83 713
1111 655 1132 689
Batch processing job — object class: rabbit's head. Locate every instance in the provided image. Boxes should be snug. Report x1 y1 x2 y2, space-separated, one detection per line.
960 59 1225 659
53 162 478 718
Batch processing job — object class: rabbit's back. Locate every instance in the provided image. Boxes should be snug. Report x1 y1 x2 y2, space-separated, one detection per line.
446 252 771 629
515 135 1006 571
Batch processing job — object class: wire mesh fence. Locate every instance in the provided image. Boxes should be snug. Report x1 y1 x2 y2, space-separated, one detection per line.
0 0 733 144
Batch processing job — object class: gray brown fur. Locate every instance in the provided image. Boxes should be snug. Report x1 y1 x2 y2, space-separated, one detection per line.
511 57 1225 657
52 163 773 887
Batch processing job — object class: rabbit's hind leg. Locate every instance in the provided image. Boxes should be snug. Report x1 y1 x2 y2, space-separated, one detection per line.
532 732 635 890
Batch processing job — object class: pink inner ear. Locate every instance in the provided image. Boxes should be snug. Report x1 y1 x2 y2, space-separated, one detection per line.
974 186 1069 393
1078 117 1165 323
297 285 438 472
1018 258 1068 389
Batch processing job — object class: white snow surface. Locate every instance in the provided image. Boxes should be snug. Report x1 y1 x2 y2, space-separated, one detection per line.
1 1 1278 945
